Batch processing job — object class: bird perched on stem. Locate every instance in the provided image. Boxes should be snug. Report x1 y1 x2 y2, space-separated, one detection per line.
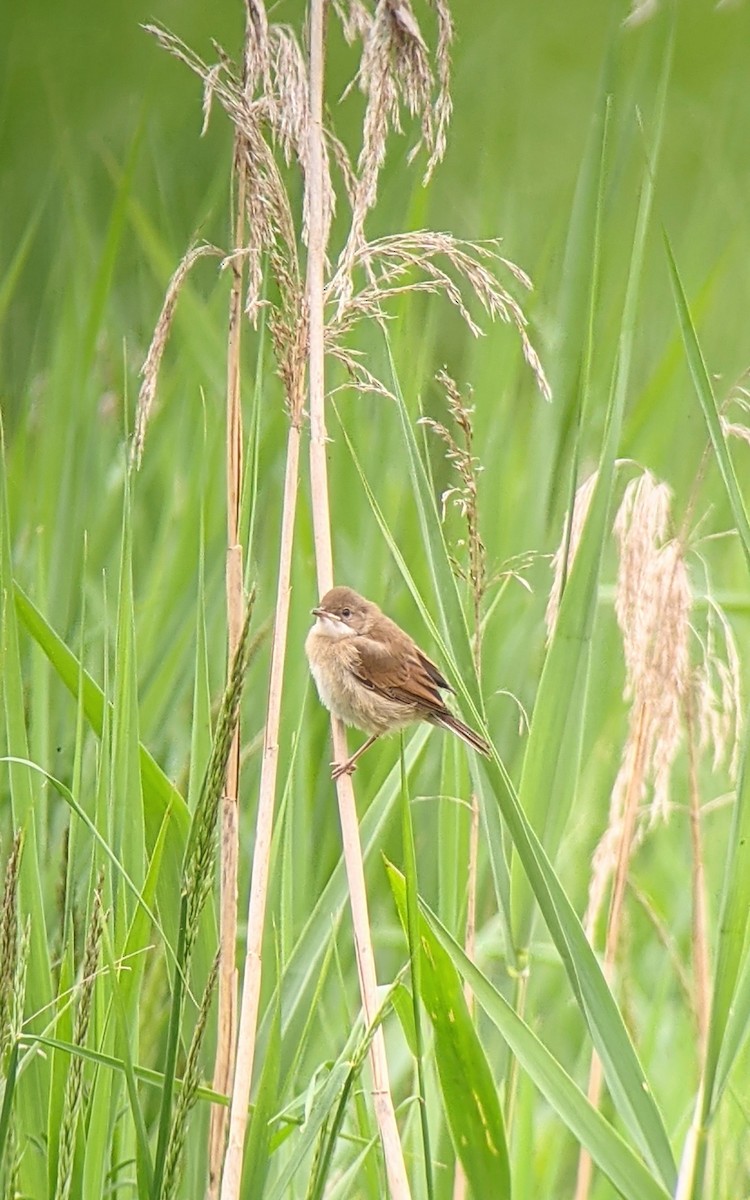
305 586 491 779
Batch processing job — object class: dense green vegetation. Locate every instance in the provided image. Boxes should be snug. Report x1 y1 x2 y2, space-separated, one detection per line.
2 1 750 1197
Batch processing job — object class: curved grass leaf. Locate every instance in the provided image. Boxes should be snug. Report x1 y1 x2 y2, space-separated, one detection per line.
422 898 672 1200
388 862 511 1200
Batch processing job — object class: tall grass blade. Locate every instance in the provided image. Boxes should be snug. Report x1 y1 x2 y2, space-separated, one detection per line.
423 899 672 1200
399 743 434 1200
388 863 511 1200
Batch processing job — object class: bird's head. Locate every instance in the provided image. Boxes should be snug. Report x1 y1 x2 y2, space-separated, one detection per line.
311 587 376 638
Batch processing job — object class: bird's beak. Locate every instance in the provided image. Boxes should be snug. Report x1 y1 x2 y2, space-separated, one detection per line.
312 606 345 623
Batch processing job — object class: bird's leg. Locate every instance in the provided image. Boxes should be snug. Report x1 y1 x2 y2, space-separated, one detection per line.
331 733 380 781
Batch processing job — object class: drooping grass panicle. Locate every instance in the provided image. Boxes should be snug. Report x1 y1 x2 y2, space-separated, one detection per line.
327 232 550 400
162 952 220 1200
145 19 331 322
55 874 105 1200
133 242 224 467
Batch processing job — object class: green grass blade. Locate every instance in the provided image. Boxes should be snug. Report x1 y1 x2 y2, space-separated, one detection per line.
12 583 189 833
0 757 181 978
152 896 189 1200
388 862 511 1200
664 236 750 570
399 741 435 1200
101 927 153 1200
510 90 609 946
334 403 516 959
12 583 207 960
110 473 146 917
699 714 750 1118
423 899 672 1200
0 423 51 1200
265 1056 358 1200
243 992 282 1199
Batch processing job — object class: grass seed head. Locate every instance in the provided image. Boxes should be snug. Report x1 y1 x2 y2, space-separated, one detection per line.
0 832 24 1064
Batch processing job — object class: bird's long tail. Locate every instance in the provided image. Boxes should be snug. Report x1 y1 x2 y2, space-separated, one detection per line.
430 711 491 756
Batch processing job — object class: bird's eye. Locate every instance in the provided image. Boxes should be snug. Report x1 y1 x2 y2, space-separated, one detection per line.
341 607 351 618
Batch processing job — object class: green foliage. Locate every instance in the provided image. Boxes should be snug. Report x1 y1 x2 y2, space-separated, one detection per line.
3 1 750 1198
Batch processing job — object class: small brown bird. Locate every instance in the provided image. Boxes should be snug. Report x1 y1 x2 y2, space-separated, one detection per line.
305 585 491 779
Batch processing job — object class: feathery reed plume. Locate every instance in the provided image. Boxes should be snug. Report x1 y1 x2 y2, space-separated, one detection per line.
55 875 105 1200
571 465 744 1200
163 953 220 1200
575 474 681 1200
586 471 690 933
575 471 688 1200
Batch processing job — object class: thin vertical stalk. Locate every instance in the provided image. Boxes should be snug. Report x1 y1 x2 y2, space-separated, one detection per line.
220 412 303 1200
306 2 410 1196
208 140 248 1198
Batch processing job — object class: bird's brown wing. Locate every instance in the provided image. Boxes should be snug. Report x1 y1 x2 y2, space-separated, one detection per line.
352 635 453 715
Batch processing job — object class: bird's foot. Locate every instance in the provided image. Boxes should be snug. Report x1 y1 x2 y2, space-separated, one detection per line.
331 758 357 781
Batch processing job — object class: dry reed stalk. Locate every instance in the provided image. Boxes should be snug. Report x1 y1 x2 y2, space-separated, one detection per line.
306 2 410 1195
208 139 248 1200
220 413 304 1200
